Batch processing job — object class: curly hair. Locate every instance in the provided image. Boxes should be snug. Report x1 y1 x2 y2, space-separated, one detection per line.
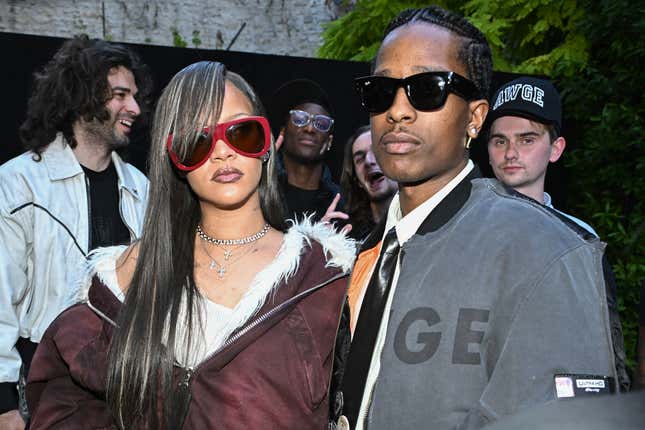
383 6 493 99
19 34 153 159
340 125 373 229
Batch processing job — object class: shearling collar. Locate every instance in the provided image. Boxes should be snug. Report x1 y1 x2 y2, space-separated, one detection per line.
71 218 356 327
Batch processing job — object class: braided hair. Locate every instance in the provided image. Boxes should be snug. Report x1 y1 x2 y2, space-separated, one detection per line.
383 6 492 99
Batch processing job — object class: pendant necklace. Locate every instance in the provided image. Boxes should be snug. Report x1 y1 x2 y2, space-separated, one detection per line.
200 240 256 278
196 223 270 278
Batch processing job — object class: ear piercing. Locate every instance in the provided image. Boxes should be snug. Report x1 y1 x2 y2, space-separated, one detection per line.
465 126 478 149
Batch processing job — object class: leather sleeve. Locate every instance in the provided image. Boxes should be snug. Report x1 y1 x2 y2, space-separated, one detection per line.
329 299 351 424
26 307 116 429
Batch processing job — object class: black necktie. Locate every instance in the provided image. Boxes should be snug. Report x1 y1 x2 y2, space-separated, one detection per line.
342 227 400 427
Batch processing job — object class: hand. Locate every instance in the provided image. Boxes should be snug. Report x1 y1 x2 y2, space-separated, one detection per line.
322 194 352 235
0 410 25 430
274 131 284 151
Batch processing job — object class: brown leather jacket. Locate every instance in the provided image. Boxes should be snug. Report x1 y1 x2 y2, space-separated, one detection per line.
26 222 354 429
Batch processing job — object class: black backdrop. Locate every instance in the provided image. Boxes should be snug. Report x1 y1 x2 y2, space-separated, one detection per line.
0 31 569 205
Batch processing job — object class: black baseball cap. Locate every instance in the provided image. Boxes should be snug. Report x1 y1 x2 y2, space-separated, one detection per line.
486 77 562 135
268 79 334 135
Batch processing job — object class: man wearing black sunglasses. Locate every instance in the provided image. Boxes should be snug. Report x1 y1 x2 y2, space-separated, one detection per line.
268 79 344 223
340 6 616 430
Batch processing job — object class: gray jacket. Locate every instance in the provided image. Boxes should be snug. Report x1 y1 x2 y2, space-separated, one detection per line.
361 176 616 429
0 134 148 389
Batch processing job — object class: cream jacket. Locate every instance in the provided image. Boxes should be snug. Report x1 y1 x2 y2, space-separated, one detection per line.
0 134 148 384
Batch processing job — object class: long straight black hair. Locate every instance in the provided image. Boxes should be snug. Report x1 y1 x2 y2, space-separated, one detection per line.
105 61 286 428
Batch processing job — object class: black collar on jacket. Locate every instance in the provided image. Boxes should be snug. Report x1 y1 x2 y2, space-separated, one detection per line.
357 165 481 254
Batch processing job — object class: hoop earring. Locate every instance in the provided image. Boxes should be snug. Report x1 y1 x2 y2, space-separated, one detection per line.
465 136 473 150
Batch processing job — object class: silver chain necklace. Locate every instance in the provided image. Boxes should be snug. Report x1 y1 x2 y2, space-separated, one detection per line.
196 223 270 246
200 239 257 278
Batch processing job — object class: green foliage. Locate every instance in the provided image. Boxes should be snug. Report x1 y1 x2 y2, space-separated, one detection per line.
318 0 450 61
192 30 202 48
559 0 645 372
465 0 588 77
318 0 588 75
319 0 644 376
170 28 203 48
171 27 187 48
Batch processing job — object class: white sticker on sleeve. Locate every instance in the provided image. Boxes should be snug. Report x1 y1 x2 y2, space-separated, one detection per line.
555 376 575 398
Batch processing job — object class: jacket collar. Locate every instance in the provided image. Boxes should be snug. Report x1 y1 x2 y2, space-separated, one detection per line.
357 166 482 253
111 150 143 201
43 133 143 201
43 134 83 181
416 165 481 235
73 218 356 325
87 276 122 326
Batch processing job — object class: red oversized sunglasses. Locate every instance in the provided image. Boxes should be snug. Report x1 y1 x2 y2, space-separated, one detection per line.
166 116 271 171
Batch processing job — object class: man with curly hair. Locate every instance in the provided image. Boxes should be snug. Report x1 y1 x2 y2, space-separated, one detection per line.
0 35 152 429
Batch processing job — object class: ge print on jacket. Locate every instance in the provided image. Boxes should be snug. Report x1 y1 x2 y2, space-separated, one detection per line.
0 134 148 397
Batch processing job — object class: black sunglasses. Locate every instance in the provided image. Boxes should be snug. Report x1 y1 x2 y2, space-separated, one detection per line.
354 71 482 114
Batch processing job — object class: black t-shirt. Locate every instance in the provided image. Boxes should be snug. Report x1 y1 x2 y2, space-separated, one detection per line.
283 182 331 222
81 162 131 250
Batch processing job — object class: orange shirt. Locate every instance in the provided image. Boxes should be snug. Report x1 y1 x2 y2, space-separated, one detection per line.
347 241 381 333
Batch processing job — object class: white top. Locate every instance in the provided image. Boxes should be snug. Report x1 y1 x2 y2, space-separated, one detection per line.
78 217 357 370
102 249 234 367
176 297 234 368
356 160 475 429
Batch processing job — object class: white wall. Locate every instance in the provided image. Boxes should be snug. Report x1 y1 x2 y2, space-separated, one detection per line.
0 0 347 57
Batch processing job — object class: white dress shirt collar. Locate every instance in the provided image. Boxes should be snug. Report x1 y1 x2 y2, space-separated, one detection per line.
384 159 474 245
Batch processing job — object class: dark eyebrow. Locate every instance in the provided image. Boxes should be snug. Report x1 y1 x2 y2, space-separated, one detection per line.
353 150 366 159
111 86 139 98
517 131 542 138
488 133 507 140
111 86 132 93
489 131 542 140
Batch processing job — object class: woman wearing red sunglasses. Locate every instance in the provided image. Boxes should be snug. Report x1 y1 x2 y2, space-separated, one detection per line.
26 61 354 429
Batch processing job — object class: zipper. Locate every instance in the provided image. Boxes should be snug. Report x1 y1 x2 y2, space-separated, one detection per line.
118 186 136 241
326 294 350 420
84 174 92 251
180 366 194 387
181 271 349 379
